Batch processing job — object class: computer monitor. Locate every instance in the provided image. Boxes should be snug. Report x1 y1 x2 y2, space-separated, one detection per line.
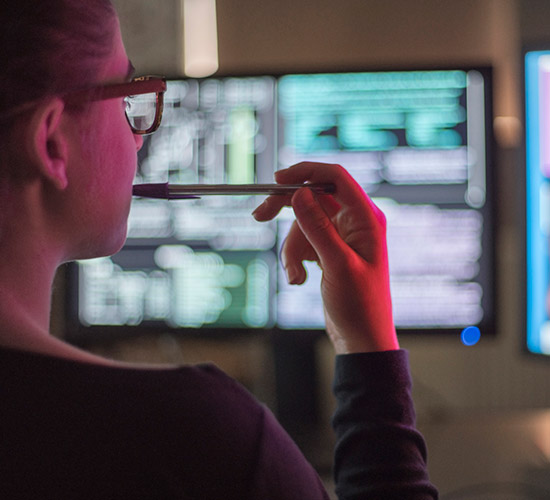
65 67 495 343
524 48 550 355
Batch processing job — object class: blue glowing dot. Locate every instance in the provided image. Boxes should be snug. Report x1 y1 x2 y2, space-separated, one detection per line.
461 326 481 346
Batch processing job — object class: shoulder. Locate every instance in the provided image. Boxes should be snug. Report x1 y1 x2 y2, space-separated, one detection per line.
0 349 280 498
149 362 266 425
0 347 267 439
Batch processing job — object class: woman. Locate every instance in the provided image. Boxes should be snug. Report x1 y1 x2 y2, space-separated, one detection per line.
0 1 438 498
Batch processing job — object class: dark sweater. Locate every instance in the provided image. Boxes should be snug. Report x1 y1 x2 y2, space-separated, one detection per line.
0 347 437 499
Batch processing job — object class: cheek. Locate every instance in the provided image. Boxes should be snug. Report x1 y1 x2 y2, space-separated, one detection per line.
62 105 138 260
82 118 135 232
96 103 139 185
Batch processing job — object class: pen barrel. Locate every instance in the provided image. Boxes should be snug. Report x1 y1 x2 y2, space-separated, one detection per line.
167 183 335 196
132 182 335 199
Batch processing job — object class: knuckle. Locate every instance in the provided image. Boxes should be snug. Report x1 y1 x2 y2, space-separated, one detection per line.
312 215 334 234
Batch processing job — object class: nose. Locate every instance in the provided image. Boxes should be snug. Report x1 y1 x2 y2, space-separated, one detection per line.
134 133 144 151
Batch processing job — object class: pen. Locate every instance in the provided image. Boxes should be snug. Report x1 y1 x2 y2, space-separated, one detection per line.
132 182 336 199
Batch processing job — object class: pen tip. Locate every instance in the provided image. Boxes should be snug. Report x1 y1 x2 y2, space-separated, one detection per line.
132 183 168 199
132 183 201 200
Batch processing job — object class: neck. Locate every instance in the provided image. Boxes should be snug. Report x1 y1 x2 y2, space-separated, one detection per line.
0 180 136 366
0 257 118 365
0 243 59 343
0 180 64 348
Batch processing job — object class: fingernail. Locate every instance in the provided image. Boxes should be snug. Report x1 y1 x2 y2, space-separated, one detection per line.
285 264 301 285
279 247 288 269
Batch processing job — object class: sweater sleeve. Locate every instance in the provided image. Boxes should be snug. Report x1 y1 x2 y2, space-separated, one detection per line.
332 350 439 500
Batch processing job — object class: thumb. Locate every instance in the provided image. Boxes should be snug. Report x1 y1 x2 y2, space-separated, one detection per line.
291 188 347 265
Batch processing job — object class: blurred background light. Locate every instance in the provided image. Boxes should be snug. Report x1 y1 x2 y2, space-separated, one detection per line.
182 0 218 77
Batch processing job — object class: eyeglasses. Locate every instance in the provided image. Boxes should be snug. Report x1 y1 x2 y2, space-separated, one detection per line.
63 76 167 135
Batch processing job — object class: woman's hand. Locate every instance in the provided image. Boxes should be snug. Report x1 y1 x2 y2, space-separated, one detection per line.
252 162 399 354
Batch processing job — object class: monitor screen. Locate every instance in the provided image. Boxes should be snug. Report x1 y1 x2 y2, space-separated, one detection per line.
65 67 495 342
524 49 550 355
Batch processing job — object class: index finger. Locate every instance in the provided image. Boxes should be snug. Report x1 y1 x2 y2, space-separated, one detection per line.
275 162 381 220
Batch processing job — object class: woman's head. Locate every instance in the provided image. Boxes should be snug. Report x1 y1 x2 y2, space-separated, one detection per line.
0 0 144 261
0 0 117 119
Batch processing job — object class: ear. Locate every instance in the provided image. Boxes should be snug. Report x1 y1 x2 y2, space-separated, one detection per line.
27 97 70 190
